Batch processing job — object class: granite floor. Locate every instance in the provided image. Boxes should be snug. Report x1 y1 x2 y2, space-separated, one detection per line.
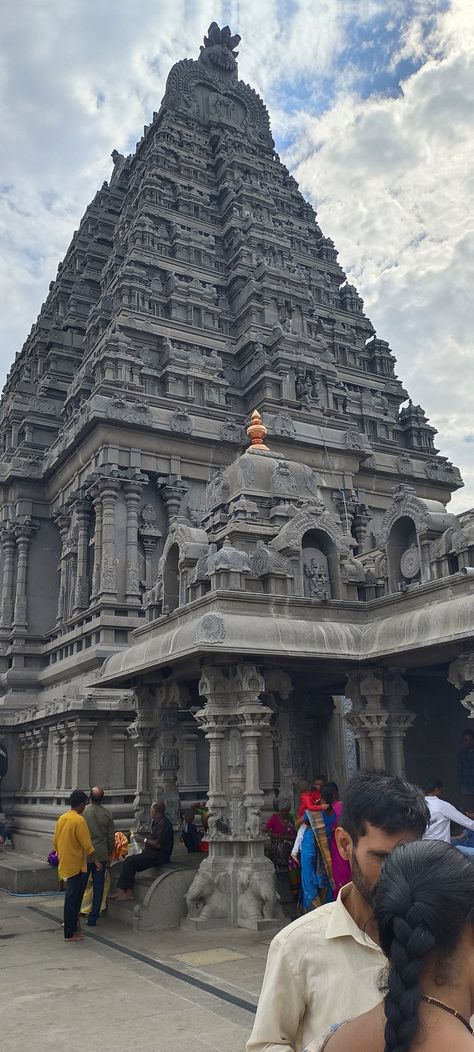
0 887 276 1052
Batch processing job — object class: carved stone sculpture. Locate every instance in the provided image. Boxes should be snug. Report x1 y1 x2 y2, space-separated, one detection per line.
185 866 230 920
237 869 278 921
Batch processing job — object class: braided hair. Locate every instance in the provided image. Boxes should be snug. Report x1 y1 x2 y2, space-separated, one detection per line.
374 840 474 1052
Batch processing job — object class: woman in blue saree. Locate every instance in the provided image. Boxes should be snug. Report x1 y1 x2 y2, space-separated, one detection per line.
300 785 337 912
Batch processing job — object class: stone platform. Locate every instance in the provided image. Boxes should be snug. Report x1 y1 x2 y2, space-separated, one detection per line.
108 849 202 931
0 846 58 894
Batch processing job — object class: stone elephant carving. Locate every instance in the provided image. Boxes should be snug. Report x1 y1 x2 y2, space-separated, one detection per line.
185 867 229 921
237 868 278 921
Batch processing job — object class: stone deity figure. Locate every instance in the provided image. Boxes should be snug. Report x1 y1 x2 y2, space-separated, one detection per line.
296 374 313 410
304 559 330 599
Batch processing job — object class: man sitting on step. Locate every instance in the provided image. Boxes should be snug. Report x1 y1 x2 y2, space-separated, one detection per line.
111 800 174 902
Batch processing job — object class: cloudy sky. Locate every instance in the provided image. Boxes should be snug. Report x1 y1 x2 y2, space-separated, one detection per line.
1 0 473 511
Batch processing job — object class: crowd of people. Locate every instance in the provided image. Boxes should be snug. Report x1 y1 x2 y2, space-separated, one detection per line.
249 755 474 1052
48 733 474 1051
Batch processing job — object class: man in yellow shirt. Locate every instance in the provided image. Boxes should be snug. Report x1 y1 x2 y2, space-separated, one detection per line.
53 789 102 942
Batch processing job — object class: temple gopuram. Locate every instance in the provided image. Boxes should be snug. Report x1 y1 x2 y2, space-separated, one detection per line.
0 23 473 926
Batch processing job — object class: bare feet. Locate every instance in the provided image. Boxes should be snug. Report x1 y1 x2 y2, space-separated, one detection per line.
110 890 134 902
64 933 83 942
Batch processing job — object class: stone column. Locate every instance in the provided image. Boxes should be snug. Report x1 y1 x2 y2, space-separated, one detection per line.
384 671 415 777
128 686 157 827
90 488 103 598
33 727 49 793
123 482 143 603
109 721 129 787
345 669 415 774
19 731 34 795
189 665 279 930
58 723 72 794
140 528 162 589
73 499 91 612
157 475 189 526
98 479 121 598
0 524 16 629
70 719 97 788
49 726 62 794
13 520 38 631
182 726 199 786
152 682 184 827
54 512 71 625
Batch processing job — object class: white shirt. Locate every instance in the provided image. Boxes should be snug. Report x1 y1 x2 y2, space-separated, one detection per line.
246 885 384 1052
291 823 306 858
424 794 474 842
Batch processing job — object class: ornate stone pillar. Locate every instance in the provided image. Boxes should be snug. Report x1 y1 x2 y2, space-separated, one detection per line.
109 720 129 787
353 504 372 553
19 731 34 795
152 682 184 827
384 671 415 777
157 475 189 525
73 498 92 612
98 479 121 598
33 727 49 793
49 726 62 793
139 505 162 589
182 726 199 786
0 524 16 629
123 482 143 603
53 512 71 625
344 672 372 769
12 519 38 631
188 665 279 930
345 669 415 774
58 723 72 794
128 686 157 827
70 719 97 788
90 488 103 598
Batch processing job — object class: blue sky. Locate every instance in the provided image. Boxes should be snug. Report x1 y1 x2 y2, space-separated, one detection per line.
0 0 472 510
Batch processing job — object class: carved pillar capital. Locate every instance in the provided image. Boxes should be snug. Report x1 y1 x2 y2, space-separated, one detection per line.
157 474 189 524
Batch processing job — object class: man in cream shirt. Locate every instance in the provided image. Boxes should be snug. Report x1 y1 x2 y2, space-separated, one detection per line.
246 772 429 1052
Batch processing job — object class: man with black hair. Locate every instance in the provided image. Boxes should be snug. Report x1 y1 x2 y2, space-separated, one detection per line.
246 771 429 1052
424 776 474 856
53 789 102 942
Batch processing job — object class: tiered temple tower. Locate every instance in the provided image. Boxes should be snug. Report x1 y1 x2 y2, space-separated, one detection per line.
0 24 473 921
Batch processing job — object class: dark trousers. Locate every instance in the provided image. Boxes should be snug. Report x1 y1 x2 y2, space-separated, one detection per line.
64 871 88 938
87 861 107 922
116 850 170 891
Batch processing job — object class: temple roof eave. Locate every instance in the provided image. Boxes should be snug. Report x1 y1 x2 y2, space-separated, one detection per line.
95 579 474 688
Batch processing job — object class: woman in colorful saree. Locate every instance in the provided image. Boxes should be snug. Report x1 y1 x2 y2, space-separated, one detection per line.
300 785 337 911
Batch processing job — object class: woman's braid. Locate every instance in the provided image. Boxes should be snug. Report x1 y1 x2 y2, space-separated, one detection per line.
383 897 436 1052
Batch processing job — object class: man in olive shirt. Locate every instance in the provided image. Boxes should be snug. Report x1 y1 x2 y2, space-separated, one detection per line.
53 789 102 941
83 786 115 926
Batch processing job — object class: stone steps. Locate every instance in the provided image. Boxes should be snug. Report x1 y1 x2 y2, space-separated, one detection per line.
0 848 59 894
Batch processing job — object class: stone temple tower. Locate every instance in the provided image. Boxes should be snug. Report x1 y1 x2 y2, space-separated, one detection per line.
0 23 473 920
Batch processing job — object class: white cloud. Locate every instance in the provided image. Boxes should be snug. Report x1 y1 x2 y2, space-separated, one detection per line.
291 1 474 511
0 0 472 509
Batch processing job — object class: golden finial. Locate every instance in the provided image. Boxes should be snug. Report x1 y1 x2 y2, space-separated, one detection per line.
246 409 269 453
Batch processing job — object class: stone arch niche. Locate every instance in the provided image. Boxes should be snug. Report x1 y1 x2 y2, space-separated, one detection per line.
270 502 348 600
386 515 421 592
302 530 335 600
163 542 180 613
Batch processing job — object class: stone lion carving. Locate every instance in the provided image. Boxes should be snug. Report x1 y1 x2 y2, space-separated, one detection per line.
237 869 278 921
185 867 229 921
